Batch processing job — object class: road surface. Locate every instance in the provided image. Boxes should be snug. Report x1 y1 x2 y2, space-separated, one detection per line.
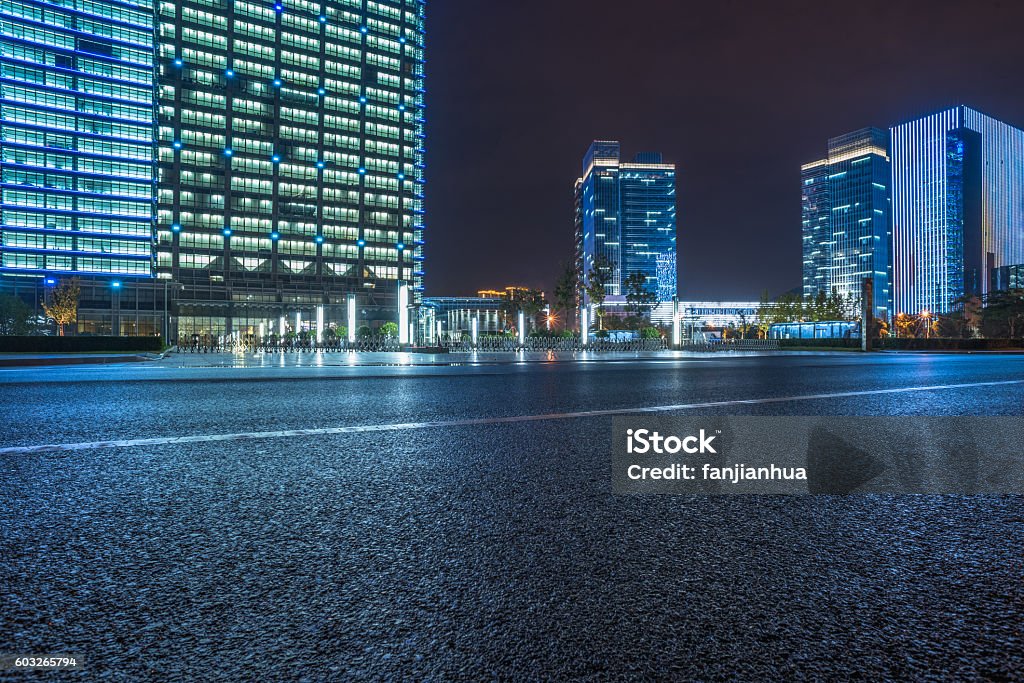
2 352 1023 680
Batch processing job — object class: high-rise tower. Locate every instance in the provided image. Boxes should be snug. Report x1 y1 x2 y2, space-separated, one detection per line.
156 0 426 338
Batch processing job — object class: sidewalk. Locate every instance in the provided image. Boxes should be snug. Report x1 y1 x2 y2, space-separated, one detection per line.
0 352 161 367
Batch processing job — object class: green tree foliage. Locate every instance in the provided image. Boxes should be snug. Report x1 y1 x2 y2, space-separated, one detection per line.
553 261 578 330
0 294 31 336
583 256 613 329
380 321 399 338
499 288 546 331
756 288 859 330
982 289 1024 338
623 271 657 321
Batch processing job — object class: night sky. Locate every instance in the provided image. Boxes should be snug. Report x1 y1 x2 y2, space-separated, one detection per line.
424 0 1024 301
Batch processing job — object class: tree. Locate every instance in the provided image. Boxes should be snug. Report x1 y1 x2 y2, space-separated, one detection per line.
42 278 80 336
553 261 578 330
623 271 657 323
499 288 546 332
583 256 613 330
755 289 774 339
893 312 915 338
0 294 31 336
983 289 1024 338
380 321 399 338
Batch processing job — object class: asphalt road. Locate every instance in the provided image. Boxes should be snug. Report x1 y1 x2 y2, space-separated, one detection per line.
2 352 1023 680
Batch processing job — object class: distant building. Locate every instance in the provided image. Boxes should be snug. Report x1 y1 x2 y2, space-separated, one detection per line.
801 128 892 319
992 264 1024 291
575 141 677 313
422 297 505 337
891 106 1024 314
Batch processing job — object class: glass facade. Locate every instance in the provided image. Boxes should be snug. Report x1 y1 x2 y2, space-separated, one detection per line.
156 0 425 337
575 141 677 308
0 0 157 279
891 106 1024 314
801 128 892 318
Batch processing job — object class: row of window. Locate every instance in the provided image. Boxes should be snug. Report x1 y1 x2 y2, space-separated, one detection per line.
2 231 150 255
1 212 150 236
2 252 149 272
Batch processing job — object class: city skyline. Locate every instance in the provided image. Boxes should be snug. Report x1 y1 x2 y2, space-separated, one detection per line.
425 0 1024 299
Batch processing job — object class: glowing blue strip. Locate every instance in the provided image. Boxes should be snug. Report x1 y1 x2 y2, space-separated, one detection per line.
0 266 153 277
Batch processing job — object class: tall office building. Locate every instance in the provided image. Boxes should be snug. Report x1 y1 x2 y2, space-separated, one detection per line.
157 0 426 338
575 141 676 311
801 128 892 318
891 106 1024 314
0 0 163 334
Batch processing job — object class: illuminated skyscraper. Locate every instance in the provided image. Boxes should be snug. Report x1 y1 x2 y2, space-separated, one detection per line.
575 141 677 311
156 0 426 338
1 0 162 333
891 106 1024 314
801 128 892 318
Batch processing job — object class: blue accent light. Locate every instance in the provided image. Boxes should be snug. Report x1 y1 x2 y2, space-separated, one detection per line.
318 14 327 22
270 231 280 240
44 277 57 286
400 37 407 44
397 243 405 250
318 87 326 96
316 161 325 169
171 223 182 232
223 228 232 237
274 3 283 11
360 26 368 33
111 280 122 289
273 78 282 87
359 96 367 104
358 168 366 174
357 239 366 247
173 58 183 67
172 141 182 149
397 173 405 180
272 154 281 163
315 235 324 244
225 69 235 77
398 104 406 111
224 148 233 157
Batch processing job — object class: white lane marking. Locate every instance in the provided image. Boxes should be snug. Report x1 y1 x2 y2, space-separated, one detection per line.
2 379 1022 455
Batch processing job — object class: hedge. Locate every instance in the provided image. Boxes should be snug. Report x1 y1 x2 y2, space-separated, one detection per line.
778 337 1024 351
0 336 164 353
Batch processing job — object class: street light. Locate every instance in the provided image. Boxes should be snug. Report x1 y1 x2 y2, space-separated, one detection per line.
347 294 356 344
672 297 681 348
581 306 589 347
920 310 932 339
398 281 410 344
